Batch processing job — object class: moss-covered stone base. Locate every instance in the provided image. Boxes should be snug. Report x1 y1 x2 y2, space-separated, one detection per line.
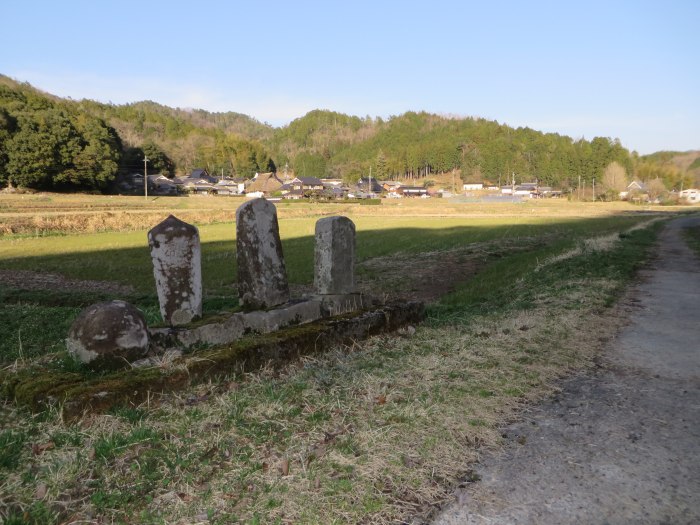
0 301 424 421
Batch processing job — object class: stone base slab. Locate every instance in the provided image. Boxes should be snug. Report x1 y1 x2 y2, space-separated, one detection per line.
0 300 425 420
149 293 373 352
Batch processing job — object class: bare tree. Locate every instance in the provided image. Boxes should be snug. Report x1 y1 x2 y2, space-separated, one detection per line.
646 178 668 202
601 161 628 200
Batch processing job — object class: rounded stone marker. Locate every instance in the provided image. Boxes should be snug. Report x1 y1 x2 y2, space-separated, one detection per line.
148 214 202 326
66 300 149 369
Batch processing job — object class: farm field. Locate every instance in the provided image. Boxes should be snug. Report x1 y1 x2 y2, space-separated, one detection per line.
0 193 685 524
0 194 666 364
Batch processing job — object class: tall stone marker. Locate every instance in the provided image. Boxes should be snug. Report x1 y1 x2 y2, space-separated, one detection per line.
314 216 356 294
236 198 290 310
148 215 202 326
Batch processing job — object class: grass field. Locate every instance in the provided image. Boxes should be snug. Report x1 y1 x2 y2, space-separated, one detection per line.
0 194 684 524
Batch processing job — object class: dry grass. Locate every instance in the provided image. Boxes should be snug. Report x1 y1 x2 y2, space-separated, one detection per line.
0 244 644 524
0 192 679 237
534 218 662 272
0 196 665 524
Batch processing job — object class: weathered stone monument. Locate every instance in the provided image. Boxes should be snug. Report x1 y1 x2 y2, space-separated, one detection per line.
16 200 426 417
314 216 356 294
66 300 149 369
148 215 202 326
236 198 290 310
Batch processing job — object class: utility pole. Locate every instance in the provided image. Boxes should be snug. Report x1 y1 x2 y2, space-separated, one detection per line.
592 178 596 202
368 166 372 197
578 174 581 200
144 156 149 200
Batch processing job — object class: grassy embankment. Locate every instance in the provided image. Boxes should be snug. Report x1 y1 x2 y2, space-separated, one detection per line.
682 220 700 255
0 195 670 524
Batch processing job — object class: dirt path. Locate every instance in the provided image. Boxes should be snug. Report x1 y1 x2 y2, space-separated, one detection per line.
432 216 700 524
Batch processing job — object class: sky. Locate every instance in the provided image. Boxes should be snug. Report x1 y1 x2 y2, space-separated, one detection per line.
1 0 698 154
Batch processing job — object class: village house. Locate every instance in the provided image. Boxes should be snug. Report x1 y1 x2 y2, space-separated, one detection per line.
117 172 178 195
463 182 484 191
289 177 324 192
147 174 178 195
213 178 245 196
538 186 562 198
321 178 344 189
357 177 383 195
399 186 429 197
115 172 144 194
280 186 304 199
381 181 403 198
620 180 647 200
189 168 216 181
680 188 700 203
244 172 284 196
169 168 219 195
174 177 214 195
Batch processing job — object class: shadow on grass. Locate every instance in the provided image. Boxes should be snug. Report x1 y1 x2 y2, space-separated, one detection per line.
0 213 661 364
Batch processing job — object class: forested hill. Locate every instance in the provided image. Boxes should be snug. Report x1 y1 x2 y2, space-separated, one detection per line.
0 75 276 190
0 75 698 193
274 110 635 188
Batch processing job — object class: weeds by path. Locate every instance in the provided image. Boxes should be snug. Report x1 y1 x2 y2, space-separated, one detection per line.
682 219 700 256
0 220 661 524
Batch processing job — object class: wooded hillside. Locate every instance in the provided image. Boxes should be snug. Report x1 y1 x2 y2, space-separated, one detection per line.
0 75 698 193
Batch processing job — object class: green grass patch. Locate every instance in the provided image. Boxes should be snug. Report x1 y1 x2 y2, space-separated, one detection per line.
0 211 652 365
0 430 28 470
0 204 671 524
682 222 700 256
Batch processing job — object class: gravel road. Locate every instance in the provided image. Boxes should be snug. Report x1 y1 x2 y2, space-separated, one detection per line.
432 216 700 525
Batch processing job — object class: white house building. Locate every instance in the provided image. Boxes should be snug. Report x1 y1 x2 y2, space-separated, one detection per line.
680 189 700 203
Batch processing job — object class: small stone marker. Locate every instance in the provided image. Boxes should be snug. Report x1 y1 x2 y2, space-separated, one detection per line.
314 216 356 294
66 300 149 369
236 198 290 310
148 215 202 326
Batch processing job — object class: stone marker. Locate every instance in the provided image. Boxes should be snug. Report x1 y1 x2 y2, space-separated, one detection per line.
236 198 290 310
66 300 149 369
314 216 356 294
148 215 202 326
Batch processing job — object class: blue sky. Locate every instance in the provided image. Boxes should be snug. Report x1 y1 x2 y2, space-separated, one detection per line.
2 0 698 154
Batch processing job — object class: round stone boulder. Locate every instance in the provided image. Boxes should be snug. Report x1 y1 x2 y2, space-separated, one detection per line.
66 300 149 369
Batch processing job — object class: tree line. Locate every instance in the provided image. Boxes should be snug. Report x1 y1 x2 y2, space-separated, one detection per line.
0 76 697 193
0 77 276 191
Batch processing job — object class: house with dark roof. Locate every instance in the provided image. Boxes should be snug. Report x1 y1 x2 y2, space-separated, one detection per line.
189 168 217 183
288 177 324 192
357 177 383 194
147 175 178 195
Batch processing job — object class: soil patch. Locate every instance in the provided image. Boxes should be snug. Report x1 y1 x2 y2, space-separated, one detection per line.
0 269 135 295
